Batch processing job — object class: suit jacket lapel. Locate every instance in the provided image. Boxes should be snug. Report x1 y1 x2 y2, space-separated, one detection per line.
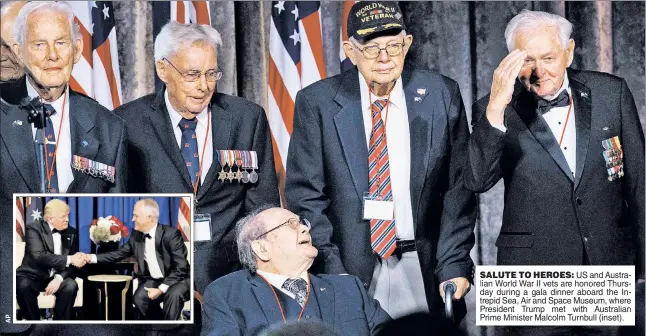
249 272 284 324
61 231 74 255
511 82 574 182
402 69 433 222
148 88 193 189
568 70 592 190
154 225 165 277
41 221 55 253
198 94 232 199
309 275 335 329
333 69 370 201
135 233 146 275
68 91 101 192
1 100 39 191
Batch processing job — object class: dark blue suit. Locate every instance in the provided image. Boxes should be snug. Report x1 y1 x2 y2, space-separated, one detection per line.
201 270 390 336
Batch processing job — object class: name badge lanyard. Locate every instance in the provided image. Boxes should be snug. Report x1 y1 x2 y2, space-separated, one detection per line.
257 273 312 323
44 93 67 191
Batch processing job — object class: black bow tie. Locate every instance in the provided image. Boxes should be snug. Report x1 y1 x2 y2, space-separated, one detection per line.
51 228 63 234
143 233 152 240
536 90 570 115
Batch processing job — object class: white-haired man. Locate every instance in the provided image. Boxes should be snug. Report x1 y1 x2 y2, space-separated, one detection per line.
0 1 27 104
114 21 279 296
201 207 390 336
465 10 644 335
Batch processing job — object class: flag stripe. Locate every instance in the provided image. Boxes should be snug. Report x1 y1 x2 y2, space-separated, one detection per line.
176 1 186 23
269 23 302 103
94 37 121 108
192 1 210 24
300 12 326 80
74 17 93 65
68 76 88 96
268 59 295 135
267 87 291 168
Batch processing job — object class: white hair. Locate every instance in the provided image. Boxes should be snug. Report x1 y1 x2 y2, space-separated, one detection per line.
154 21 222 62
13 1 81 46
505 10 573 52
236 205 276 273
1 1 23 17
137 198 160 220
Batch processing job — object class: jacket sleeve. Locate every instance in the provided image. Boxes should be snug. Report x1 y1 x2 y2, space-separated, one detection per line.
25 225 67 270
435 82 477 283
109 117 127 193
354 276 391 335
59 231 80 279
162 229 190 287
619 79 645 279
285 91 346 275
200 283 242 336
96 238 133 263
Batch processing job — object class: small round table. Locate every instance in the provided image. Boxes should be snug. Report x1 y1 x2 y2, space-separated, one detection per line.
88 275 132 320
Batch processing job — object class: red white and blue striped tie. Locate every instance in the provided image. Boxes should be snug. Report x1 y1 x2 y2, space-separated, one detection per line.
368 99 397 259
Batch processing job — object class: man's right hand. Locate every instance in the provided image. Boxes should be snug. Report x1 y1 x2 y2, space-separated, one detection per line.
71 253 88 268
487 49 527 125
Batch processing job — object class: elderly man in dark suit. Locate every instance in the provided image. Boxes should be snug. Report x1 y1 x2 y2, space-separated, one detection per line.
1 1 126 328
464 9 644 336
114 21 279 295
285 1 476 322
201 207 390 336
16 199 86 320
86 199 190 320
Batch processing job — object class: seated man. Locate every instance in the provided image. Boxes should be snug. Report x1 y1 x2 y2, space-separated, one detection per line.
201 207 390 336
16 199 86 320
86 198 190 320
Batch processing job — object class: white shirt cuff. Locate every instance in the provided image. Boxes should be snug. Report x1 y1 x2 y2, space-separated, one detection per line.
159 284 169 293
66 256 71 267
54 274 64 282
90 254 97 263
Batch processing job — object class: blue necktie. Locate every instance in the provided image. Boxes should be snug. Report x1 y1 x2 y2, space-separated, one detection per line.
179 118 200 189
42 104 59 193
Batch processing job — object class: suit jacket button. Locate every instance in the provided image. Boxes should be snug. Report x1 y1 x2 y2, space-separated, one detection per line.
576 198 582 206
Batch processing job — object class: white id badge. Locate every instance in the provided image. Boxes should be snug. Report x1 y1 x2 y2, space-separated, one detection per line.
194 213 212 241
362 193 394 220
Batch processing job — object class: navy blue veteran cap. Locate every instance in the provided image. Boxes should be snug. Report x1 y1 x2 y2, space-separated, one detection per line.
347 1 406 41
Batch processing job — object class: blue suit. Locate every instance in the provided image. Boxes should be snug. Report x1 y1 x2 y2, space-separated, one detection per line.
201 270 390 336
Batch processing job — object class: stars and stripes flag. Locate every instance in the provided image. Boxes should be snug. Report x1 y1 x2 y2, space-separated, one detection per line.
67 1 122 110
152 1 212 91
268 1 327 199
340 1 355 71
151 1 211 240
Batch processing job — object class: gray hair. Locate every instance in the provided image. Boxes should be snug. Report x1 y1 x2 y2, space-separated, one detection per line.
154 21 222 62
505 10 573 52
13 1 82 46
137 198 160 220
1 1 23 16
236 205 277 273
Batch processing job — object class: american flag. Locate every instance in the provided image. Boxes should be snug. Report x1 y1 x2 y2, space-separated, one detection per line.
152 1 212 92
67 1 122 110
268 1 326 199
152 1 212 241
339 1 355 71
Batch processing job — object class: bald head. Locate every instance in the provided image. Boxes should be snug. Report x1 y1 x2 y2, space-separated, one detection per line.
1 1 26 82
44 199 70 230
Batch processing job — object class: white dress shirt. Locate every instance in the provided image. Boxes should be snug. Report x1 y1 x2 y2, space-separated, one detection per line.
358 72 414 240
358 73 429 318
256 270 309 299
48 223 71 280
165 90 213 185
28 79 74 192
144 224 169 292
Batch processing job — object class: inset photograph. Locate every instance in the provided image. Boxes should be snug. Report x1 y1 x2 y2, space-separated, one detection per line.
13 194 193 323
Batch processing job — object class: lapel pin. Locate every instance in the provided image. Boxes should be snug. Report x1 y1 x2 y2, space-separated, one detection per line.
417 88 426 95
81 140 88 147
12 120 23 127
603 127 609 131
580 92 588 98
320 287 326 292
414 97 422 102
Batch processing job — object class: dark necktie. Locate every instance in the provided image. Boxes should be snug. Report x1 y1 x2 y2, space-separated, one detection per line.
143 233 152 240
368 99 396 259
282 277 308 307
536 90 570 115
179 118 200 189
41 104 59 193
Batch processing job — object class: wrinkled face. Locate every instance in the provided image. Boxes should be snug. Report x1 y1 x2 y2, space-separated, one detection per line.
48 208 70 231
1 3 26 82
14 9 82 90
156 41 218 115
254 208 318 272
516 25 574 99
132 203 155 232
345 32 412 88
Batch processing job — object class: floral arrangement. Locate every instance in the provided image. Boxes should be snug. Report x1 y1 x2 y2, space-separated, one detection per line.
89 216 129 244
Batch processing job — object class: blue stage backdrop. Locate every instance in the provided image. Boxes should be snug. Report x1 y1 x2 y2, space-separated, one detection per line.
20 196 183 253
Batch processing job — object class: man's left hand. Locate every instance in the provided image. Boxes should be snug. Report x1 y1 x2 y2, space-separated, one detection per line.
145 287 163 300
439 277 470 302
45 278 62 296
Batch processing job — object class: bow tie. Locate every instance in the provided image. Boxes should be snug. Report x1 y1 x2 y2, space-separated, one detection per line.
143 233 152 240
51 228 63 234
536 90 570 115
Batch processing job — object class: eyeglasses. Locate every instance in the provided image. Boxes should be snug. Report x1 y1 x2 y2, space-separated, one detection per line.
254 217 311 240
163 58 222 83
352 38 406 59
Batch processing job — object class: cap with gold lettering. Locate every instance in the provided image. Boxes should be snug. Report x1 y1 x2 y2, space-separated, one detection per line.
347 1 406 41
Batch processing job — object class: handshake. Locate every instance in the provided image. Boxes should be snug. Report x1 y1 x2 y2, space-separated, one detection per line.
70 252 92 268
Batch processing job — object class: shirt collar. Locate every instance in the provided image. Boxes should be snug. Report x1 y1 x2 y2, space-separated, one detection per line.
358 71 404 111
256 269 309 288
554 72 570 97
26 77 68 114
164 89 209 128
